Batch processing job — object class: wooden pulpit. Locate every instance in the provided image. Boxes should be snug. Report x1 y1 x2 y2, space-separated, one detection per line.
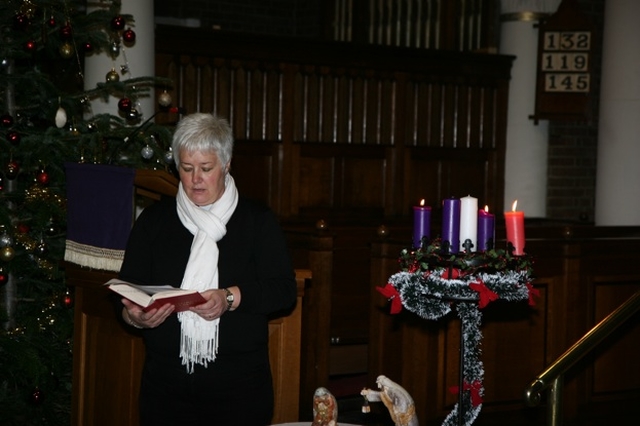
67 169 306 425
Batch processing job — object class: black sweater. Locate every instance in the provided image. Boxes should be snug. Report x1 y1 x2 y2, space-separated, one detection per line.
118 195 297 372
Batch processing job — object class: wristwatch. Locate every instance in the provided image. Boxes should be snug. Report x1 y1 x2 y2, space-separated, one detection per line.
223 288 234 311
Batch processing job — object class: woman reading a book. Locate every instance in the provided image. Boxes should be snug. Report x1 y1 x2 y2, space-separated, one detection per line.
116 113 297 426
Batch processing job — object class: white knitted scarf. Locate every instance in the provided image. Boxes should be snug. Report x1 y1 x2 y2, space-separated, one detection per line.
176 174 238 373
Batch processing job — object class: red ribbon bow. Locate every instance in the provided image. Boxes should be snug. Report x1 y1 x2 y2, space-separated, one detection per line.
376 283 402 314
469 279 498 308
449 380 483 407
526 282 540 306
442 267 462 279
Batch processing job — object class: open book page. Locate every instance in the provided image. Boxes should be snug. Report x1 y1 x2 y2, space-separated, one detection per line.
106 278 206 312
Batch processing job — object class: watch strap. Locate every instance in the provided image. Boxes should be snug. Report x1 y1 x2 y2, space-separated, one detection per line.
223 288 234 311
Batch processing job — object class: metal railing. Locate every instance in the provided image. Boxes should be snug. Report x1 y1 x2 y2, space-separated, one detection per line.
524 290 640 426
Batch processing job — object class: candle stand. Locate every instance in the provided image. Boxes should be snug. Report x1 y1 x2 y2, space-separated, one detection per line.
378 240 536 426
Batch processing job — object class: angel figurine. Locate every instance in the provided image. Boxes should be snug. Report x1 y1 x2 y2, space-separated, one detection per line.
312 387 338 426
361 375 418 426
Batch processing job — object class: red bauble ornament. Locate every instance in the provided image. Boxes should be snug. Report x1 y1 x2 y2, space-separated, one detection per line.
36 170 49 185
24 40 37 52
60 23 72 39
118 97 132 112
122 28 136 44
83 41 93 53
111 15 125 31
0 271 7 285
48 16 56 27
7 131 20 145
17 223 29 234
1 114 14 127
64 291 73 308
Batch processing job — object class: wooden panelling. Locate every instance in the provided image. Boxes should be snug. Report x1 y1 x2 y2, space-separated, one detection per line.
155 26 514 219
232 141 280 208
591 281 640 394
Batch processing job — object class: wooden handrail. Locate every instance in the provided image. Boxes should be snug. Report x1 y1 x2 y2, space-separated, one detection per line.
524 290 640 424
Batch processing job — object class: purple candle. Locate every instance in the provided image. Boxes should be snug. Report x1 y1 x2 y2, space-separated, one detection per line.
442 197 461 253
413 200 431 248
477 206 495 251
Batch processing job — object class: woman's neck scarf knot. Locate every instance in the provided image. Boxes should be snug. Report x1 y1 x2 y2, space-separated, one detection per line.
175 174 238 373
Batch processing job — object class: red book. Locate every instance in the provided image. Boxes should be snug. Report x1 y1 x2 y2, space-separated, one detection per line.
106 278 206 312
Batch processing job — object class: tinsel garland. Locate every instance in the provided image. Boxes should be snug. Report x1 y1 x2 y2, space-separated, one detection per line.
379 240 537 426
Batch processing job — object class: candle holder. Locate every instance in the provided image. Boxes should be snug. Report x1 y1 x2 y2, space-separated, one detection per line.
378 239 537 426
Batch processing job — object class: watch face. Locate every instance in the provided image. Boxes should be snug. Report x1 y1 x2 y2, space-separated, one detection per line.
225 289 234 304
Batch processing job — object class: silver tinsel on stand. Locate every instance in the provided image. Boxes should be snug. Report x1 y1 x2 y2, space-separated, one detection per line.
380 246 537 426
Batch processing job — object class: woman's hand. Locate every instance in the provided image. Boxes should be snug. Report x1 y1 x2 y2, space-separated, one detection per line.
189 289 230 321
122 298 174 329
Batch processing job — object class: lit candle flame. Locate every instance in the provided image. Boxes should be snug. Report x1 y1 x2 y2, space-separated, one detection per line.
484 205 489 213
420 199 425 206
511 200 518 212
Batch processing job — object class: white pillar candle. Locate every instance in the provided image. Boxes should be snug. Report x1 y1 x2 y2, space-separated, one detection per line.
460 195 478 253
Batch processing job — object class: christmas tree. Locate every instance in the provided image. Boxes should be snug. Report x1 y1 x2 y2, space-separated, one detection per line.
0 1 174 424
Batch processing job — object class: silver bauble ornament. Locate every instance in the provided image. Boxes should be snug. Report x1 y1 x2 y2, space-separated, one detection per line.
163 149 174 164
111 42 120 56
141 145 154 160
0 233 13 247
127 108 140 121
55 107 67 128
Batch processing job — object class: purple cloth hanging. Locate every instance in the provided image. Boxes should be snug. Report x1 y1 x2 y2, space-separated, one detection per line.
64 163 135 271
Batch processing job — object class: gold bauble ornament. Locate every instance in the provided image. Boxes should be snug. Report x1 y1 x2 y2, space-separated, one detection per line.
1 246 15 261
106 69 119 83
59 42 74 59
158 91 172 107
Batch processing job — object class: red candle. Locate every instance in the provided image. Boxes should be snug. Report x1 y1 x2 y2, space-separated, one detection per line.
504 200 525 255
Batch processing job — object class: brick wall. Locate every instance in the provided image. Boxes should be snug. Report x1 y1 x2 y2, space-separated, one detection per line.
154 0 605 223
546 0 603 223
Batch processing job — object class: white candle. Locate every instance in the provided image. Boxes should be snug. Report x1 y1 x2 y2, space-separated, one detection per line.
459 195 478 252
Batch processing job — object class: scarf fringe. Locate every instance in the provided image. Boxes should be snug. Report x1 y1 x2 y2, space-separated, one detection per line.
179 312 219 374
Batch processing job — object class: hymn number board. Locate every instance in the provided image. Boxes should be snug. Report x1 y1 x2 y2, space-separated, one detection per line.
533 0 594 122
542 31 590 93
